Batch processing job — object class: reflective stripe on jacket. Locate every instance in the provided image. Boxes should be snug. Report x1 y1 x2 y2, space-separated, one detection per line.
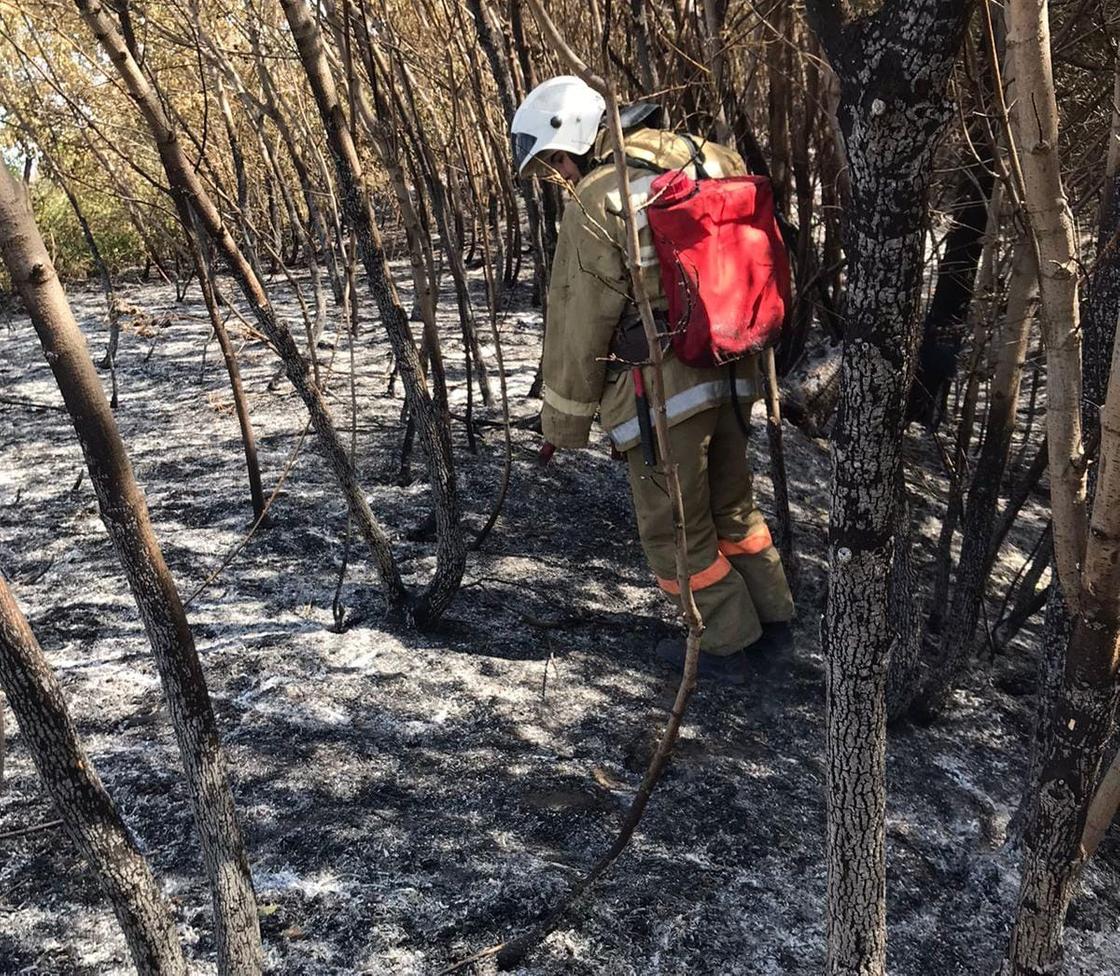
540 127 761 453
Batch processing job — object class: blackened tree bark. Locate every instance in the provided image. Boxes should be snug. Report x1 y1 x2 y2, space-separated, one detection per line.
765 1 792 210
907 125 996 428
701 0 733 145
179 199 268 522
992 524 1051 651
924 184 1001 637
0 575 187 976
1010 290 1120 976
915 236 1037 716
0 161 263 976
1011 52 1118 853
1081 65 1120 450
884 476 922 722
628 0 659 91
989 434 1049 567
467 0 517 121
781 26 826 375
803 2 972 973
1011 577 1073 846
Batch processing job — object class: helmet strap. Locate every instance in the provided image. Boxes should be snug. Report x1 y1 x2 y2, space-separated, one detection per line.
571 148 594 178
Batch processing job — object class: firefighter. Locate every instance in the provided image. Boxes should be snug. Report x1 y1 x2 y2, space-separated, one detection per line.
511 76 795 685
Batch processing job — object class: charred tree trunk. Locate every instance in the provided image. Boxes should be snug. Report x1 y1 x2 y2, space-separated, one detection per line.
907 126 997 428
1010 352 1120 975
183 206 268 522
467 0 516 121
629 0 659 90
0 159 262 976
0 575 188 976
885 476 923 721
926 187 1003 634
915 236 1036 716
701 0 733 145
280 0 466 625
1082 70 1120 451
765 2 792 211
780 24 823 374
804 3 971 973
993 523 1051 651
780 340 842 436
989 434 1049 565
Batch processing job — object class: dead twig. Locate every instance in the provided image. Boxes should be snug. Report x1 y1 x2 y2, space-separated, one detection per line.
184 285 353 608
0 818 63 842
441 3 705 971
0 396 67 412
183 418 311 609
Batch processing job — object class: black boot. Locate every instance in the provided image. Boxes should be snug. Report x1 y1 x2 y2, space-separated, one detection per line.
746 621 794 654
654 638 749 686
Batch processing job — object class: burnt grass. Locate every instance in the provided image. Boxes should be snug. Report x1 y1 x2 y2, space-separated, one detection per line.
1 267 1118 976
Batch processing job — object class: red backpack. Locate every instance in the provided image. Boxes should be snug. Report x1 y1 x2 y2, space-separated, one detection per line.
646 163 791 368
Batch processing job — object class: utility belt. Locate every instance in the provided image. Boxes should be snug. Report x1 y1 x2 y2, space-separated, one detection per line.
607 310 671 373
608 307 757 467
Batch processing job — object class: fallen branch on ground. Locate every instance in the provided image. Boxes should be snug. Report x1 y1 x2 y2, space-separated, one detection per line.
0 818 64 841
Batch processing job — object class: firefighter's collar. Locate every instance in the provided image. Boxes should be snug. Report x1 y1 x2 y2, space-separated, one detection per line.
591 127 663 169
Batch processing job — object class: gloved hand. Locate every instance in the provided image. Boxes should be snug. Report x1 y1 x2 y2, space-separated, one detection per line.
538 441 557 466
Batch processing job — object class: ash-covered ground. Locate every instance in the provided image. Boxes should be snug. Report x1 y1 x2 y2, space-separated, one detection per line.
1 267 1118 976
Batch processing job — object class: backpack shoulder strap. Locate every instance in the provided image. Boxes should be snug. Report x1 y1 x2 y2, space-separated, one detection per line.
623 155 668 176
606 131 711 179
679 133 711 181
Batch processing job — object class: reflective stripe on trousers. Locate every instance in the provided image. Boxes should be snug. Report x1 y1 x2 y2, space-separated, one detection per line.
656 552 732 595
718 524 774 557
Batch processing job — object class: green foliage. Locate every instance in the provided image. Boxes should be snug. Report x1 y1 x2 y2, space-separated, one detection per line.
30 179 147 280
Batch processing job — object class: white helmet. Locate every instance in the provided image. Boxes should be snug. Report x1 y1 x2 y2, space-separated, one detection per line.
510 76 605 177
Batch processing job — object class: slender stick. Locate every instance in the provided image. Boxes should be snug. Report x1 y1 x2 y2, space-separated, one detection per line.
440 3 708 968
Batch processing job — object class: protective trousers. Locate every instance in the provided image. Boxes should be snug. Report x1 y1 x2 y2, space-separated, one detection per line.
626 400 795 654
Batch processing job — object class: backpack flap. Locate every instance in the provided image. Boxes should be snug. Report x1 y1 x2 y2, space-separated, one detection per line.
647 171 791 368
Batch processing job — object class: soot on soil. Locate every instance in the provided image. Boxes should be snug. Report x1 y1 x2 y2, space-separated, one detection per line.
1 268 1118 975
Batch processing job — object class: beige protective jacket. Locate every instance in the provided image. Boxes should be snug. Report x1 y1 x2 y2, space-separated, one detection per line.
540 128 761 453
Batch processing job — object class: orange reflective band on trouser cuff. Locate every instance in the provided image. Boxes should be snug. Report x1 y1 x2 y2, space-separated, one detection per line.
656 553 732 596
718 525 774 557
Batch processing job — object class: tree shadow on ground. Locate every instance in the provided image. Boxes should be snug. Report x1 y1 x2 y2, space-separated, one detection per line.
2 272 1117 976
